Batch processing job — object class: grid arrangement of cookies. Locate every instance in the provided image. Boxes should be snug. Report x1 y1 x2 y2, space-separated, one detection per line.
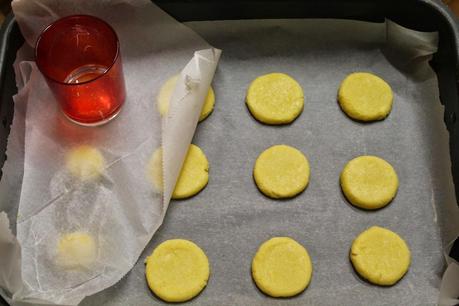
137 71 410 303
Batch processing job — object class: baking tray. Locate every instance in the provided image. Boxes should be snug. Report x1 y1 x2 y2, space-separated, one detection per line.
1 0 459 305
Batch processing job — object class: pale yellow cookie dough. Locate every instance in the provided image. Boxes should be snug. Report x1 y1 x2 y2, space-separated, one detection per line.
66 145 105 181
338 72 393 121
252 237 312 297
56 232 97 269
350 226 410 286
147 147 163 192
157 75 215 122
253 145 310 199
172 144 209 199
145 239 210 302
246 73 304 124
340 155 398 209
199 87 215 122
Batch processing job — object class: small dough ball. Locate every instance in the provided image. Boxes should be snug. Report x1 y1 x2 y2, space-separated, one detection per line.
350 226 410 286
253 145 309 199
340 155 398 209
338 72 393 121
145 239 210 302
66 145 105 181
252 237 312 297
172 144 209 199
246 73 304 125
56 232 97 269
157 75 215 122
147 147 163 192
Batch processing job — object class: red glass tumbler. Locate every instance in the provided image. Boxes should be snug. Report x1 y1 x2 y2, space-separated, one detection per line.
35 15 126 126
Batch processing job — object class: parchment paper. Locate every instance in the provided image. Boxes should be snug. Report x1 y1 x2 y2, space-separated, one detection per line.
0 0 220 305
81 19 459 305
439 240 459 305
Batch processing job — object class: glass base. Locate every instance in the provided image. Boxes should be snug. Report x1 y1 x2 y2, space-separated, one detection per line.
64 107 121 127
64 64 107 84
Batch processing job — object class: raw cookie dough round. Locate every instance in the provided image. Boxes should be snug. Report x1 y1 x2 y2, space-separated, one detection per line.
350 226 410 286
172 144 209 199
252 237 312 297
56 232 97 269
340 155 398 209
157 75 215 122
253 145 310 199
145 239 210 302
66 145 105 181
199 87 215 122
338 72 393 121
147 147 163 192
246 73 304 124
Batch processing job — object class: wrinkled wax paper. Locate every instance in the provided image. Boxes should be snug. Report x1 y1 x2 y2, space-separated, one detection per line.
0 0 220 305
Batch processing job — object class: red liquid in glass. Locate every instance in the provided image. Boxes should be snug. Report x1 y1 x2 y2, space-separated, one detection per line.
36 15 126 126
66 65 106 84
53 61 126 124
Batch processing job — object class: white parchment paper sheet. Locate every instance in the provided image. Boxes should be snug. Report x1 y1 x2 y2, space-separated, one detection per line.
81 19 459 305
0 0 220 305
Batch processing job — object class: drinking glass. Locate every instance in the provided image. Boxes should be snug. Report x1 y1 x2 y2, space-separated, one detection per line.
35 15 126 126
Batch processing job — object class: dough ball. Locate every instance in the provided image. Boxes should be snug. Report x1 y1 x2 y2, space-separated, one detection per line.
252 237 312 297
145 239 210 302
56 232 97 269
253 145 309 199
147 147 163 192
172 144 209 199
350 226 410 286
66 145 105 181
338 72 393 121
157 75 215 122
246 73 304 125
340 155 398 209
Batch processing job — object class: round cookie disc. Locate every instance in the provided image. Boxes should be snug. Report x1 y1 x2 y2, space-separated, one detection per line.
66 145 105 181
246 73 304 124
145 239 210 302
157 75 215 122
338 72 393 121
340 155 398 209
350 226 410 286
253 145 310 199
199 87 215 121
172 144 209 199
252 237 312 297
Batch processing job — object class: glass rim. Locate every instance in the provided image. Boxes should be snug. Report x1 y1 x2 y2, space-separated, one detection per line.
35 14 120 86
